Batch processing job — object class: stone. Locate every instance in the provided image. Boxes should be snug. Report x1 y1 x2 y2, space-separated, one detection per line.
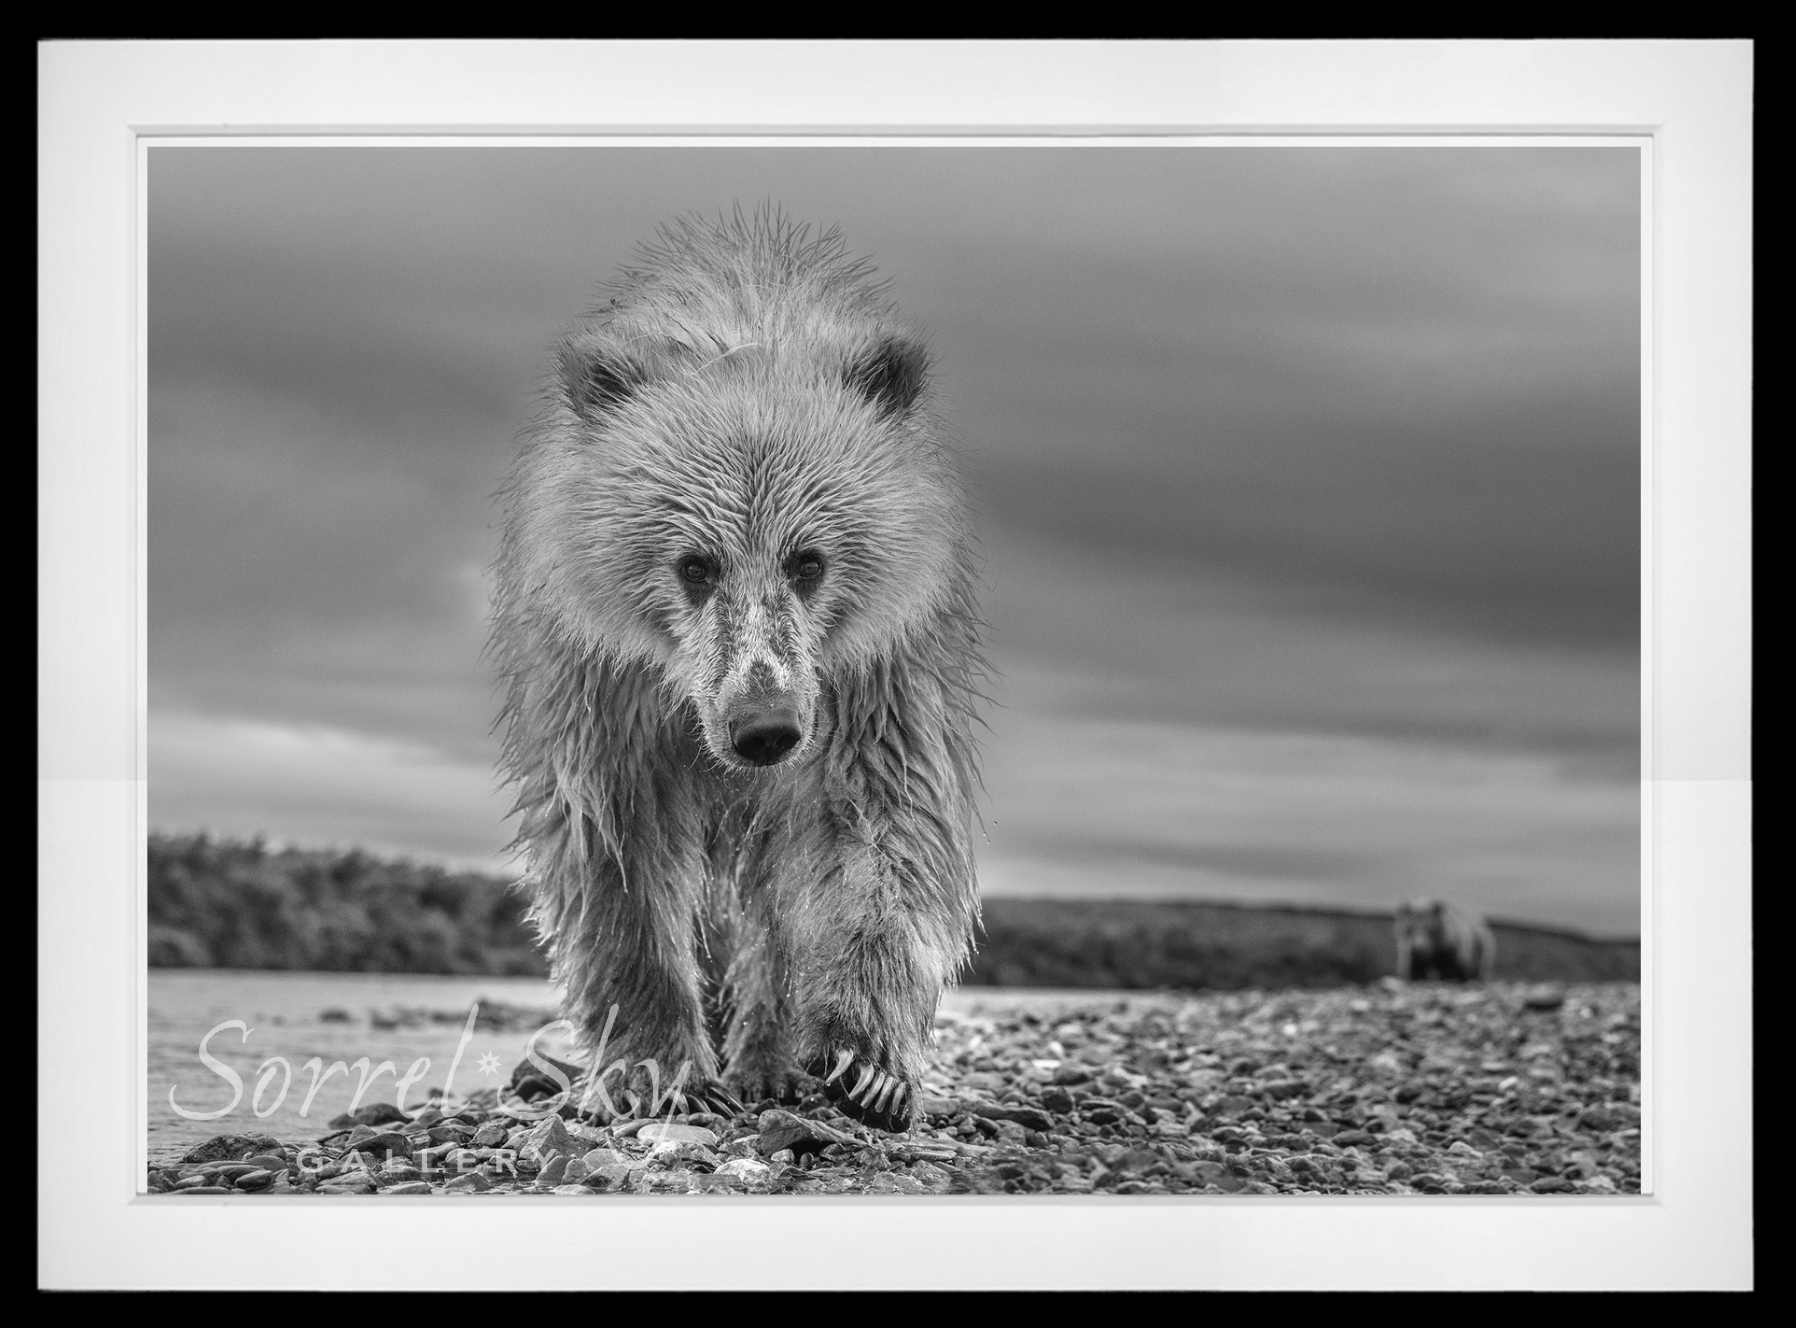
522 1115 579 1159
342 1126 413 1159
755 1109 851 1157
231 1169 276 1190
585 1164 640 1190
317 1174 377 1195
536 1154 571 1186
182 1133 285 1165
968 1101 1053 1132
636 1122 720 1147
470 1121 510 1148
444 1171 492 1193
327 1101 410 1130
581 1147 625 1168
716 1157 771 1182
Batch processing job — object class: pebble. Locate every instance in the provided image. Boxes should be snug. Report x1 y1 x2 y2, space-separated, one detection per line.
150 979 1640 1198
636 1122 720 1147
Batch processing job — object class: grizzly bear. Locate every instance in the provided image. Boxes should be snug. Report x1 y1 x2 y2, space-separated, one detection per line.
1393 898 1496 982
489 211 987 1132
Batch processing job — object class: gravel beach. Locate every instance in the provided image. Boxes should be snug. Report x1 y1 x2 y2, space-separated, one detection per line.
146 978 1640 1198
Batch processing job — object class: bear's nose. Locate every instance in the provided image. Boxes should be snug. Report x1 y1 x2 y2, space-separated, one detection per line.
729 707 803 766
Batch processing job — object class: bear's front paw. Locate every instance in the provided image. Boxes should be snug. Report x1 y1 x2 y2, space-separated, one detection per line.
812 1047 915 1133
724 1063 803 1109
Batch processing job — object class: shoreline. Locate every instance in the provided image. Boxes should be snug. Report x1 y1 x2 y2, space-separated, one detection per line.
148 978 1642 1197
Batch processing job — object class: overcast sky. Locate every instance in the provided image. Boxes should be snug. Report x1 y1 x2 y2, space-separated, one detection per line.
148 144 1641 934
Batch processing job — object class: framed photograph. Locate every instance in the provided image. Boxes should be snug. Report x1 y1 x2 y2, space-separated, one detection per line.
38 40 1751 1291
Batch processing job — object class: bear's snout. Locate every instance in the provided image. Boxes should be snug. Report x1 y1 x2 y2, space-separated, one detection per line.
728 702 805 766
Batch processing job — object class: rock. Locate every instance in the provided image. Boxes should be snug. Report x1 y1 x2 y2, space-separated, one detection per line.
716 1157 771 1182
317 1173 377 1195
182 1133 284 1165
522 1115 580 1159
231 1169 276 1190
1038 1086 1076 1114
1522 985 1567 1011
444 1171 491 1193
1258 1078 1308 1100
1528 1176 1576 1194
327 1101 410 1130
536 1154 571 1186
866 1172 925 1194
413 1144 458 1171
967 1101 1053 1132
341 1128 412 1159
240 1153 289 1173
585 1163 641 1190
755 1108 851 1157
551 1184 593 1195
319 1008 353 1022
581 1148 625 1168
469 1121 510 1148
637 1122 720 1147
173 1185 232 1195
1052 1065 1094 1086
383 1182 433 1195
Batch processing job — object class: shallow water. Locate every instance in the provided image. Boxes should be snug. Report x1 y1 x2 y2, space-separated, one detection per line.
146 970 1162 1163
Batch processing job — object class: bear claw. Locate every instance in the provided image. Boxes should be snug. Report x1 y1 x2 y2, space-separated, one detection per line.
813 1049 914 1132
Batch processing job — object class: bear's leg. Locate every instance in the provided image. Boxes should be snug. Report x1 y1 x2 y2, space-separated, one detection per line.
540 852 726 1120
717 894 802 1106
782 837 973 1134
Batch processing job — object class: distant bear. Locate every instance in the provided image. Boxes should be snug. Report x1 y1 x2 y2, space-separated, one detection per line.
490 211 986 1132
1393 898 1496 982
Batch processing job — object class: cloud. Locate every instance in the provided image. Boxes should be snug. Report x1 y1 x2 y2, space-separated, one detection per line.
145 144 1641 927
976 718 1639 936
149 711 519 875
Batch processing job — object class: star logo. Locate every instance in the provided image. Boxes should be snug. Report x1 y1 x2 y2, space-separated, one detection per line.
476 1051 503 1078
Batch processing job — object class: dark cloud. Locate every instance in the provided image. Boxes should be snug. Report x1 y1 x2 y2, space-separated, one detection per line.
147 144 1641 931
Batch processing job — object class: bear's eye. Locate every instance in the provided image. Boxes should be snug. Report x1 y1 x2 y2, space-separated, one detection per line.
676 555 715 590
787 550 825 589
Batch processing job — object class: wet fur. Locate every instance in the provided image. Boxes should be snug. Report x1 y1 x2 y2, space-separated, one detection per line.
1394 898 1496 982
490 210 986 1129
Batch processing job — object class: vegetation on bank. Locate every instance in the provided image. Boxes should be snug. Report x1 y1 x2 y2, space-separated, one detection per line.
148 833 548 976
148 833 1638 987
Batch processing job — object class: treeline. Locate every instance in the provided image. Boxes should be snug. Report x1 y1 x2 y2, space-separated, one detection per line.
964 898 1640 990
148 833 548 976
149 834 1639 988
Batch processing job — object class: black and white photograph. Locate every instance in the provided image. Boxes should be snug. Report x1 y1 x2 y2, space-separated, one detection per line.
39 41 1752 1291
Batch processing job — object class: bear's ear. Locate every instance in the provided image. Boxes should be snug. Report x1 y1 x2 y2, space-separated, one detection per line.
844 334 928 418
559 339 650 425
